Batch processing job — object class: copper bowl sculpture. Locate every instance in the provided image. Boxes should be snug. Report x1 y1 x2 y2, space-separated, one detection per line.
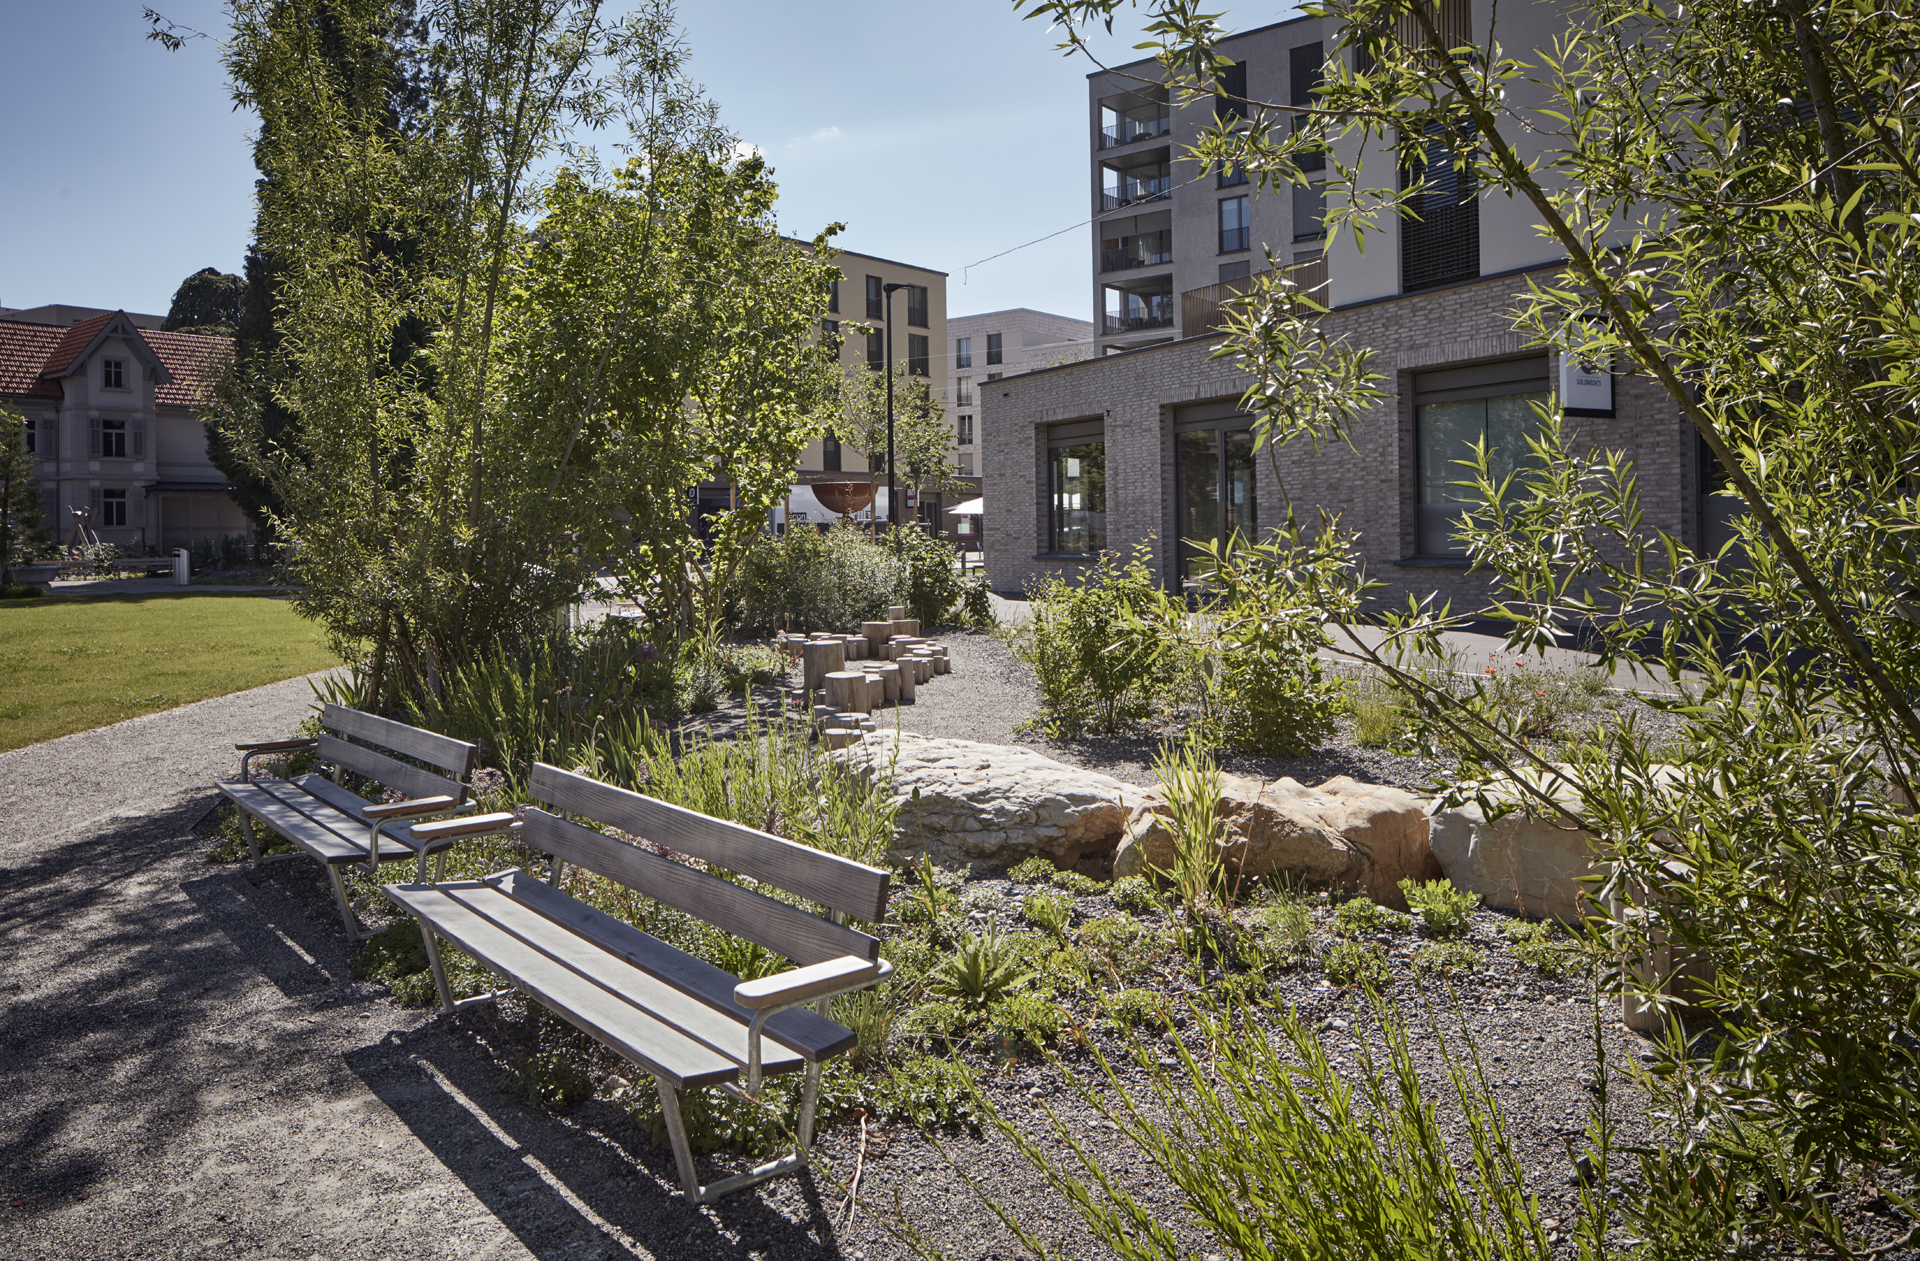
812 481 877 516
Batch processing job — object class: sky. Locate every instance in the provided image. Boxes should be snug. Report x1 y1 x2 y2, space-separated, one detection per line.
0 1 1305 325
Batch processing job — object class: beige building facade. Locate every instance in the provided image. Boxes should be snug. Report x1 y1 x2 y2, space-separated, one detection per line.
947 308 1094 479
1 307 243 552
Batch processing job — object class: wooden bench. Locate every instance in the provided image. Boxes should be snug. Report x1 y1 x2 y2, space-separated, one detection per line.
382 761 893 1203
218 704 518 939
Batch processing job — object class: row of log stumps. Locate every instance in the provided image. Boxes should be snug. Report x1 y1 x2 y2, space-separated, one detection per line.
778 604 953 748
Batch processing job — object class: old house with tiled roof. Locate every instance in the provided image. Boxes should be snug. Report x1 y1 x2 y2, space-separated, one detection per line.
0 306 248 551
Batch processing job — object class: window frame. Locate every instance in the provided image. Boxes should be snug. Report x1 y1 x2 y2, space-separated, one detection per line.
102 358 126 390
957 413 974 446
1218 195 1251 254
865 274 883 319
906 285 929 328
1412 356 1551 557
100 487 128 527
955 337 972 369
907 333 930 376
866 329 885 371
1174 403 1258 589
99 417 129 459
1045 418 1106 555
986 332 1003 366
827 278 840 314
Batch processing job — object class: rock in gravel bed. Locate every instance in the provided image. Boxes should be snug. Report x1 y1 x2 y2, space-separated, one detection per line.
1112 772 1441 907
834 732 1154 870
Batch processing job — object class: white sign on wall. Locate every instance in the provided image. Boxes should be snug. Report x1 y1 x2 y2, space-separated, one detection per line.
1560 350 1613 418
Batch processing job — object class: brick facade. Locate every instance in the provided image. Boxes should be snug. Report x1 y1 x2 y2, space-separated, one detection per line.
982 267 1698 608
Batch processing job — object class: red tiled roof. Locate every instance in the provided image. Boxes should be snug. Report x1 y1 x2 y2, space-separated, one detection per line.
0 316 231 409
142 327 232 408
0 320 66 400
36 313 114 381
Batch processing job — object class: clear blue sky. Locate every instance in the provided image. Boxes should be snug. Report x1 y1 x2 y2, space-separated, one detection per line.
0 1 1301 326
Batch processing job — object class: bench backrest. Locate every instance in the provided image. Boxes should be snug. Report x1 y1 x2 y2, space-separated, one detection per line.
524 762 890 967
319 704 480 803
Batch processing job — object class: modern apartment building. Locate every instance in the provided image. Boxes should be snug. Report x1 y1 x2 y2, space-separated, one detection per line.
767 246 980 534
987 2 1718 604
947 308 1094 477
0 306 243 552
1091 14 1332 355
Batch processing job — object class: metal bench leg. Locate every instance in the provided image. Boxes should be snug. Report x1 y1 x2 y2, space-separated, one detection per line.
240 812 262 863
797 1059 823 1152
654 1079 704 1201
419 921 455 1012
325 864 370 941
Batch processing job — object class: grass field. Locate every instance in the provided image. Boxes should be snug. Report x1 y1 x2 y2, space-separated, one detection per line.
0 593 341 752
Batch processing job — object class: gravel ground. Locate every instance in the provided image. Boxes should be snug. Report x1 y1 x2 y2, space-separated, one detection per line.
3 642 1908 1259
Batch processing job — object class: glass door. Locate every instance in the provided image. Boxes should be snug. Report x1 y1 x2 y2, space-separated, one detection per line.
1176 423 1256 589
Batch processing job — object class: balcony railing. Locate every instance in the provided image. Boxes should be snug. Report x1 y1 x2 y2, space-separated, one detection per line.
1099 114 1171 148
1100 177 1171 212
1179 256 1330 336
1101 243 1173 272
1102 308 1177 336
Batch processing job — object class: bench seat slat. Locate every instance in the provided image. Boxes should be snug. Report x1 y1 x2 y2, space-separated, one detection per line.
385 881 742 1090
531 763 890 923
422 874 817 1073
523 809 880 968
322 704 477 778
492 869 857 1062
219 775 410 867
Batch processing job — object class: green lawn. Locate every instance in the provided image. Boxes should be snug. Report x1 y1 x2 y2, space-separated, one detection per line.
0 593 342 752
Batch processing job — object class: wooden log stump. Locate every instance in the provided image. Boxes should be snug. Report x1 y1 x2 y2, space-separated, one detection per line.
802 639 847 693
868 662 901 705
887 604 906 621
840 634 866 661
823 670 867 714
822 729 861 750
895 658 916 702
811 703 837 725
934 652 950 675
862 674 886 711
860 621 892 655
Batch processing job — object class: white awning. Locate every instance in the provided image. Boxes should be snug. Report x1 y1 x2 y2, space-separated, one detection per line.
945 496 985 515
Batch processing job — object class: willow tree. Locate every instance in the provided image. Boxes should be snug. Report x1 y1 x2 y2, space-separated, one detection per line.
1019 0 1920 1253
214 0 834 699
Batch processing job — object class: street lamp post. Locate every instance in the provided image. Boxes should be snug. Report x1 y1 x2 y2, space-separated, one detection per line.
882 281 912 530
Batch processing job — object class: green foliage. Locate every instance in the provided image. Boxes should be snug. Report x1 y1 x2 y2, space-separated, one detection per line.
1109 874 1159 914
498 1047 592 1112
1019 543 1176 735
975 979 1553 1261
0 409 53 585
830 987 895 1070
1398 879 1481 938
1048 869 1103 896
987 991 1069 1049
1333 897 1406 937
1021 891 1073 939
1038 946 1094 996
1007 856 1056 883
1252 899 1314 969
928 918 1032 1008
1346 674 1414 750
1323 940 1391 987
959 571 995 628
1410 940 1486 977
163 266 245 336
1503 920 1585 979
1149 734 1227 917
1102 987 1170 1032
832 364 968 504
736 521 905 635
875 1053 981 1133
716 643 786 693
891 522 969 628
901 1000 967 1046
352 919 495 1007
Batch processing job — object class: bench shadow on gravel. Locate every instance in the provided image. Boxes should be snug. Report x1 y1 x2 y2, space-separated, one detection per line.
346 1021 848 1261
0 799 350 1219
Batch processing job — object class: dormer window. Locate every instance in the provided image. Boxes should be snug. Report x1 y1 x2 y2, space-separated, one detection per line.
103 359 125 389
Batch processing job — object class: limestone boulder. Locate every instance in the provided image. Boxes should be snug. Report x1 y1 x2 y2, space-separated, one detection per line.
1426 763 1680 923
834 733 1155 871
1111 773 1438 907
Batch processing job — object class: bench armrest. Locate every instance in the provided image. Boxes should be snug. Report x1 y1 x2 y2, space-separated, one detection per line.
364 794 465 820
234 738 319 780
734 955 886 1010
407 812 521 843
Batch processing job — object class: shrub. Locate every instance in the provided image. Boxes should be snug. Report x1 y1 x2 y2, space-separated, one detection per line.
987 991 1069 1048
891 522 969 627
1411 940 1486 976
1150 734 1228 918
831 987 895 1069
1502 919 1585 978
1038 947 1093 995
1102 987 1170 1031
736 522 904 635
1109 875 1159 914
717 643 786 692
928 917 1032 1007
1049 869 1103 897
1333 897 1407 937
1019 543 1175 735
875 1053 981 1132
959 571 995 627
1398 879 1480 938
1347 674 1414 749
1323 939 1391 986
902 1000 968 1046
1079 916 1163 979
1007 856 1056 883
1022 892 1073 939
1254 899 1315 969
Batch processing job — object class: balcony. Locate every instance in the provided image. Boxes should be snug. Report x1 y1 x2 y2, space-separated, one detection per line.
1179 256 1330 336
1101 229 1173 273
1100 113 1171 148
1103 309 1176 336
1100 176 1170 212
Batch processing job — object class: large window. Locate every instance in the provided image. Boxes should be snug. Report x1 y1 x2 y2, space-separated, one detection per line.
957 413 974 445
1175 402 1257 587
823 434 842 472
907 334 930 376
1218 195 1250 253
986 332 1003 365
956 336 972 368
1289 43 1326 173
100 488 127 527
98 418 127 458
866 329 884 371
906 285 928 328
1214 60 1248 122
1292 181 1327 241
955 377 973 406
1401 123 1480 291
865 274 883 319
1047 419 1106 554
1217 161 1248 188
827 278 840 314
1414 357 1550 556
